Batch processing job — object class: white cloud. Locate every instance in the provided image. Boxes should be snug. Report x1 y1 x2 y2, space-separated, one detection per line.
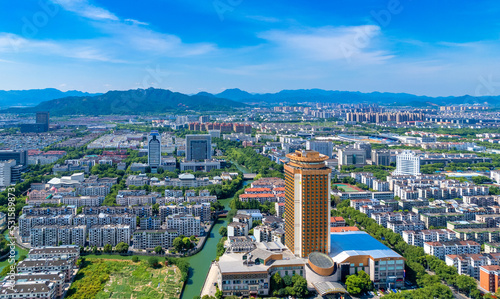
246 15 280 23
259 25 393 64
52 0 118 20
124 19 149 26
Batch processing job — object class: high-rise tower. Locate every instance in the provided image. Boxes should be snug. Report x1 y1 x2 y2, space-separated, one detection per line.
148 131 161 173
284 150 331 258
186 135 211 161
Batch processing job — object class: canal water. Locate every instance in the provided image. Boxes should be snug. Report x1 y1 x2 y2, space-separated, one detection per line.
181 180 251 299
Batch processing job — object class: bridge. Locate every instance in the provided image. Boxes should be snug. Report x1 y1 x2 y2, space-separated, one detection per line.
243 173 257 180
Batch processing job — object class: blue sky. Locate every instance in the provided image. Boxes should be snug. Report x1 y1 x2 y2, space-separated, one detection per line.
1 0 500 96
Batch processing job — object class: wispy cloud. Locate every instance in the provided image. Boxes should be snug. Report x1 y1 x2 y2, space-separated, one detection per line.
52 0 118 20
246 15 281 23
259 25 393 64
124 19 149 26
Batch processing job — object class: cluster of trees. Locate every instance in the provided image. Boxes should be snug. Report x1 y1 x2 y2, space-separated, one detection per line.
83 242 129 255
269 272 309 297
216 237 227 260
218 227 227 237
226 147 284 178
0 234 10 256
335 204 483 299
345 270 372 295
172 235 196 253
383 283 454 298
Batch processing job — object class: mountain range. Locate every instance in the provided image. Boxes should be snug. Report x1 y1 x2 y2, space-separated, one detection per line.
3 88 246 116
208 88 498 107
0 88 100 108
1 87 499 115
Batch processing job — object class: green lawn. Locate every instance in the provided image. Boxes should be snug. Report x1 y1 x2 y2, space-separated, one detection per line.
67 258 183 299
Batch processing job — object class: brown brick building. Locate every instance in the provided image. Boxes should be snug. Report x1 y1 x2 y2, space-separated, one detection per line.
284 150 331 258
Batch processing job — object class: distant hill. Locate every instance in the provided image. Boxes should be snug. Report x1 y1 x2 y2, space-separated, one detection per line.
215 88 255 102
3 88 247 116
208 88 500 107
0 88 101 108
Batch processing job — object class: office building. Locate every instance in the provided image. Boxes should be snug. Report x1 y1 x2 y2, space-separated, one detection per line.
36 111 50 132
284 150 331 258
394 150 420 176
338 147 366 169
186 135 211 161
148 130 161 173
0 150 27 167
306 141 333 158
355 142 372 159
19 111 50 133
0 160 15 187
371 149 391 166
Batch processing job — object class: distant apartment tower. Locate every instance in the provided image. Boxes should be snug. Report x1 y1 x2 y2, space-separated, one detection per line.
284 150 331 258
36 111 50 132
186 135 211 161
148 131 161 173
199 115 210 123
338 147 367 169
371 149 391 166
394 151 420 176
0 160 15 187
306 141 333 158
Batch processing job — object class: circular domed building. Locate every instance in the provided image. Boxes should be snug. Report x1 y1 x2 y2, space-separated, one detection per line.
308 251 336 276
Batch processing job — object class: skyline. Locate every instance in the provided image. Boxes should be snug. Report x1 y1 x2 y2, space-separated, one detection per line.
1 1 500 97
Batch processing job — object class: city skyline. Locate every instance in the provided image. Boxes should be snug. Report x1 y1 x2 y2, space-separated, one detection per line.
1 1 500 96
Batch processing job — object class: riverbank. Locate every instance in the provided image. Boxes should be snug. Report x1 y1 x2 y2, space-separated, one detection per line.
180 179 251 299
0 230 28 274
180 196 232 299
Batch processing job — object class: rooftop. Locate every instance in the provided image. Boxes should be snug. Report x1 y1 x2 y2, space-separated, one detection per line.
329 231 403 263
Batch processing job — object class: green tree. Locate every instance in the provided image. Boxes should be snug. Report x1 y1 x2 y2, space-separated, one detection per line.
345 275 362 295
148 256 159 268
218 227 227 237
345 270 371 295
283 275 293 287
215 288 223 299
115 242 129 254
173 237 184 252
455 274 476 296
270 272 283 292
154 246 163 254
291 275 308 298
103 244 112 253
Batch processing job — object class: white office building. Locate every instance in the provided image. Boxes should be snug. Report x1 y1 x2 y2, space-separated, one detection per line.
394 151 420 176
0 160 15 187
306 141 333 158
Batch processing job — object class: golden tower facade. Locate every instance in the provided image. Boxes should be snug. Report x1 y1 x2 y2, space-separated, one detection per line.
284 150 331 258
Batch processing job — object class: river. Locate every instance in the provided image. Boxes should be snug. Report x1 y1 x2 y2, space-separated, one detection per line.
181 179 251 299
